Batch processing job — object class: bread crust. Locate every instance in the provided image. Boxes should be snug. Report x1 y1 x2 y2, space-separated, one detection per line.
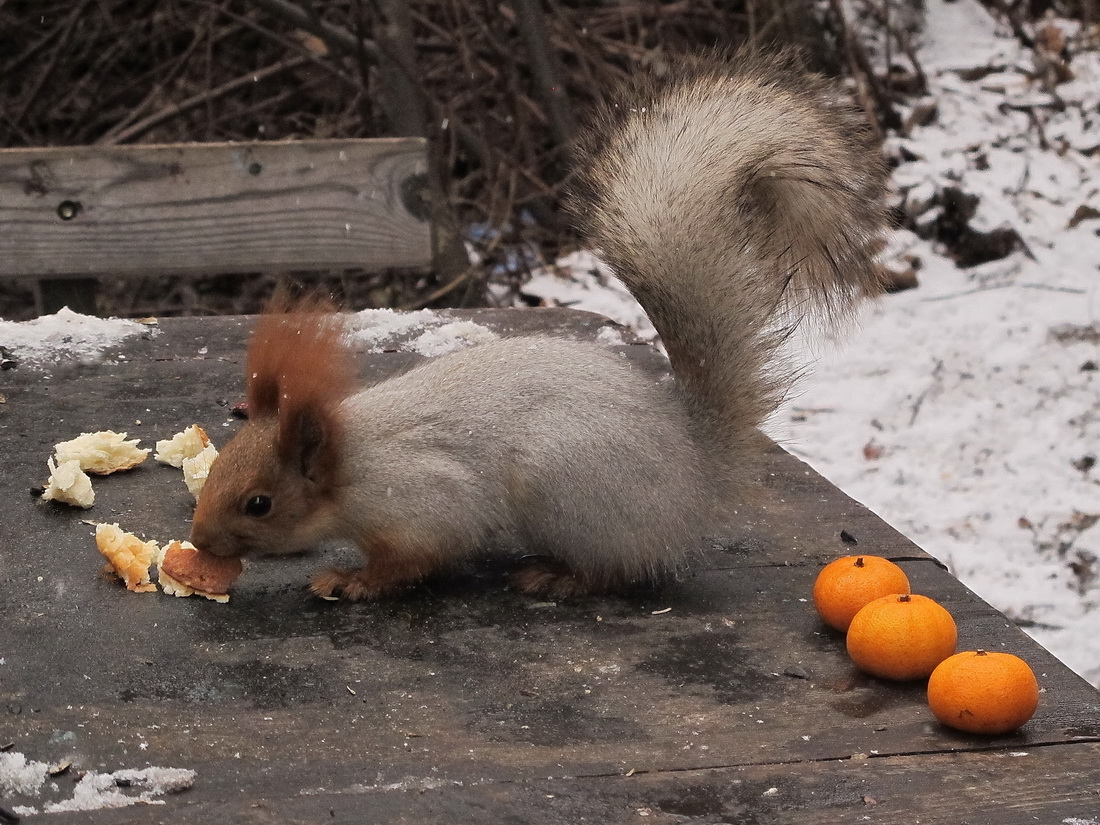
158 540 241 601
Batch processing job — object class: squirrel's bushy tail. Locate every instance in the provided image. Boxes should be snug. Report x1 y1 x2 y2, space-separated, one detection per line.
570 51 889 455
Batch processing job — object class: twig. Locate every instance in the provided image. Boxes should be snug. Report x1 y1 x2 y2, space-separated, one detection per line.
400 265 480 310
248 0 381 58
984 0 1036 49
1020 283 1087 294
350 0 377 129
11 0 94 126
96 5 228 145
209 3 359 87
1 10 69 77
920 283 1015 302
105 55 309 144
826 0 897 133
250 0 490 165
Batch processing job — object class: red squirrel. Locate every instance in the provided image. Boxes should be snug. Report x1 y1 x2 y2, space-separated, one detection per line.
189 52 888 600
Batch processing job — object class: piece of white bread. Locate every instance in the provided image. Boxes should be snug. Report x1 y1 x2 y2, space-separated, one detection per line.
182 443 219 499
42 458 95 508
95 522 158 593
154 425 211 468
157 540 240 603
54 431 149 474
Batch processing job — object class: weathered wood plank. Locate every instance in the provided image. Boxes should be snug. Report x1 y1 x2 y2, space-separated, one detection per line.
32 741 1100 824
0 138 431 279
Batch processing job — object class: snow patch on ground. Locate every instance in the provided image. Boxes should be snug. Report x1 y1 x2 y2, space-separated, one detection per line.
349 308 499 357
0 308 152 368
524 251 657 340
0 752 195 815
784 0 1100 685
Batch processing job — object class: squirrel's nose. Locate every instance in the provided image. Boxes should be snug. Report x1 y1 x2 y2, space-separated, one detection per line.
188 520 230 557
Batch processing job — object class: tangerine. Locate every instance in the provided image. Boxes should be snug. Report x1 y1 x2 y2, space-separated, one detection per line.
927 650 1039 734
812 555 911 632
846 593 957 681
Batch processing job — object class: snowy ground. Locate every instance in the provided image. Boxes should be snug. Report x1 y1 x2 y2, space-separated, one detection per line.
525 0 1100 686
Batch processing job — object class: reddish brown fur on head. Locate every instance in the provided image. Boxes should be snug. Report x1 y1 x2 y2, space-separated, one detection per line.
189 293 359 558
246 293 358 485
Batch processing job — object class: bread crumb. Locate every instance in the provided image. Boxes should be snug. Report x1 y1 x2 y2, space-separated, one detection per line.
95 523 158 593
54 431 149 474
42 457 95 508
154 425 210 468
157 540 236 603
182 443 218 499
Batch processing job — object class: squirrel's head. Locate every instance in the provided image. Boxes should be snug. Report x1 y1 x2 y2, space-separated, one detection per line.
190 297 356 558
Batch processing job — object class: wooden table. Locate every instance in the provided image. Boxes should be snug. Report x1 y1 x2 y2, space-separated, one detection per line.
2 309 1098 823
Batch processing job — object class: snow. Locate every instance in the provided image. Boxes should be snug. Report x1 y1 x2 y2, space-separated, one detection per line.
523 0 1100 687
410 320 500 357
0 752 195 814
525 256 657 339
0 307 151 367
918 0 1005 70
349 308 439 349
0 752 50 797
349 308 499 356
43 767 194 813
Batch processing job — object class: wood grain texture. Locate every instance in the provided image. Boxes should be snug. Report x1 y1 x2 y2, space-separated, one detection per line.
0 138 431 278
62 741 1100 824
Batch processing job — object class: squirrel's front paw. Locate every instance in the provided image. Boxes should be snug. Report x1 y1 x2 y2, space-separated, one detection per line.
310 567 387 601
309 565 426 601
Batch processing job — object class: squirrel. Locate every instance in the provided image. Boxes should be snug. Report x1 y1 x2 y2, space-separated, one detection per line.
189 51 888 600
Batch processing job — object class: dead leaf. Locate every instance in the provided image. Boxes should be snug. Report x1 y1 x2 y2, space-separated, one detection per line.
862 440 885 461
1069 511 1099 532
1068 204 1100 229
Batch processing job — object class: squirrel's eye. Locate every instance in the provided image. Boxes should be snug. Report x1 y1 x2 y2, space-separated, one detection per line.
244 495 272 517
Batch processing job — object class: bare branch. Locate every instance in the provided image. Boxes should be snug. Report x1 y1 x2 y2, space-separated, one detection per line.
104 55 309 145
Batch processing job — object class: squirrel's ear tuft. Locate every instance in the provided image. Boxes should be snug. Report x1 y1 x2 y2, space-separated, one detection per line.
243 291 357 488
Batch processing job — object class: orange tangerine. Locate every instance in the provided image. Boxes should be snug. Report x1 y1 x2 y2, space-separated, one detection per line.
812 555 911 632
846 593 957 681
927 650 1039 734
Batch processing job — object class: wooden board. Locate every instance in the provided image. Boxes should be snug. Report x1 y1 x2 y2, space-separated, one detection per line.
0 138 431 279
56 741 1100 824
1 308 1098 822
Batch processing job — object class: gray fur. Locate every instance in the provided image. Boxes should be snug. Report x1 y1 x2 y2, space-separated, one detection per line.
336 336 720 587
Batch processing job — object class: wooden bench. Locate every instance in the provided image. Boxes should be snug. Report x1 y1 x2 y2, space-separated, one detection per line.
2 308 1099 822
0 138 434 315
